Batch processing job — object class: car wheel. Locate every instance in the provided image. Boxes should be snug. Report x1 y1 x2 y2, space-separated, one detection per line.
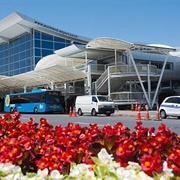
34 107 38 113
91 109 97 116
78 108 83 116
160 110 167 119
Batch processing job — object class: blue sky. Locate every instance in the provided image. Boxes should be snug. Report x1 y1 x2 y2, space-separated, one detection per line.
0 0 180 47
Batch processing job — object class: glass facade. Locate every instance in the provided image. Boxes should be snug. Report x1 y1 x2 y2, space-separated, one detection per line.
33 30 74 65
0 33 32 76
0 29 85 76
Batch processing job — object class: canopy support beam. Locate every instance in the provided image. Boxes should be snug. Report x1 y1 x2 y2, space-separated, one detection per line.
128 50 151 107
151 53 169 108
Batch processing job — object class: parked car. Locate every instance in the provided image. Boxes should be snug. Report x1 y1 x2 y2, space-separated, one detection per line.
159 96 180 119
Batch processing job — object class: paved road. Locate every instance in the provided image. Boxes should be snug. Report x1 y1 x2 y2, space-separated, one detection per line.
2 110 179 135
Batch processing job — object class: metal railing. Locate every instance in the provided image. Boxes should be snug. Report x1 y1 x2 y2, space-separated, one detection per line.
96 70 108 90
96 64 158 91
109 64 158 74
111 92 156 104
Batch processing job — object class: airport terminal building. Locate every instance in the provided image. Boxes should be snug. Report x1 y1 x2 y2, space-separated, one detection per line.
0 11 180 109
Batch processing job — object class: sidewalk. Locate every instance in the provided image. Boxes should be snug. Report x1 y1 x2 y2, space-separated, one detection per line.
114 109 157 119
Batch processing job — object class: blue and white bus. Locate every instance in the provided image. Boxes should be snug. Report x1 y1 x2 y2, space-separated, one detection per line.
4 89 64 113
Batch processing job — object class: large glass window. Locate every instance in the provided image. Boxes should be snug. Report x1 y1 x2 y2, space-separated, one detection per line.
42 41 53 49
54 43 65 49
42 49 53 57
0 33 33 76
0 28 86 76
42 33 53 41
54 37 65 43
35 40 41 48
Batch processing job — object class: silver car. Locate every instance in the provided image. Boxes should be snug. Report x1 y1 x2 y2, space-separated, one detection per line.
159 96 180 119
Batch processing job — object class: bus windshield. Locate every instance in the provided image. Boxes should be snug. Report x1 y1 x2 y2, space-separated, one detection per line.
45 91 62 104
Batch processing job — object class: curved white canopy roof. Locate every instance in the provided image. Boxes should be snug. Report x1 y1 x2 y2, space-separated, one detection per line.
86 37 134 50
35 54 85 70
54 44 85 57
1 64 86 89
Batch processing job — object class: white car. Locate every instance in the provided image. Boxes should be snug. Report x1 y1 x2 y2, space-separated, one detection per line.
159 96 180 119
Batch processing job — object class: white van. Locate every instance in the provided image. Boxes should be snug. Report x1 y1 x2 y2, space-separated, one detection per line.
75 95 115 116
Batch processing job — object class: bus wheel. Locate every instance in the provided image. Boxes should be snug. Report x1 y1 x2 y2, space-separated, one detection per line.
34 107 38 113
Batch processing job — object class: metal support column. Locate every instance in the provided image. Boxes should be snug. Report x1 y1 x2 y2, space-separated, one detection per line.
87 64 92 95
130 80 132 100
84 50 89 94
151 54 169 108
128 50 151 107
108 66 111 98
115 49 117 66
147 64 151 106
23 86 27 93
50 82 55 90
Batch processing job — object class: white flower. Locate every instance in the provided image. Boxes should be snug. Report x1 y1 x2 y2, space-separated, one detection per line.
98 148 113 164
12 166 22 173
50 169 63 179
12 173 24 180
0 163 15 173
162 161 174 177
137 171 154 180
0 163 4 169
37 168 48 178
127 161 142 170
84 170 96 180
69 163 92 179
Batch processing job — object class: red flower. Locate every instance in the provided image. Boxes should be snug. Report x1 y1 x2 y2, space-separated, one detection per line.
140 155 154 176
116 143 125 157
36 157 49 169
139 143 153 155
18 135 34 150
168 150 179 161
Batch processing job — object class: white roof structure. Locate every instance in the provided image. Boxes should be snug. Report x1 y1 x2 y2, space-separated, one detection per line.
86 38 134 50
0 12 89 45
0 37 177 93
35 54 86 70
0 65 86 89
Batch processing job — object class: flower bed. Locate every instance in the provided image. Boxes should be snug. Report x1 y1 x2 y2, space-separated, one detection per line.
0 112 180 179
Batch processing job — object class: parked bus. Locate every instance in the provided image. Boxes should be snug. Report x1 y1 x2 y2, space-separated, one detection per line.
4 88 64 113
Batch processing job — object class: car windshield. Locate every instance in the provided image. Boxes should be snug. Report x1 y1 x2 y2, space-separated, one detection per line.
97 96 111 102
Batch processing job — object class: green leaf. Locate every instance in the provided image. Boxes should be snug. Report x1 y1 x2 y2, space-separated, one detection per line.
91 156 101 165
0 170 7 177
93 165 100 176
46 177 55 180
152 171 160 180
26 172 37 178
99 165 108 175
169 177 179 180
107 171 119 180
